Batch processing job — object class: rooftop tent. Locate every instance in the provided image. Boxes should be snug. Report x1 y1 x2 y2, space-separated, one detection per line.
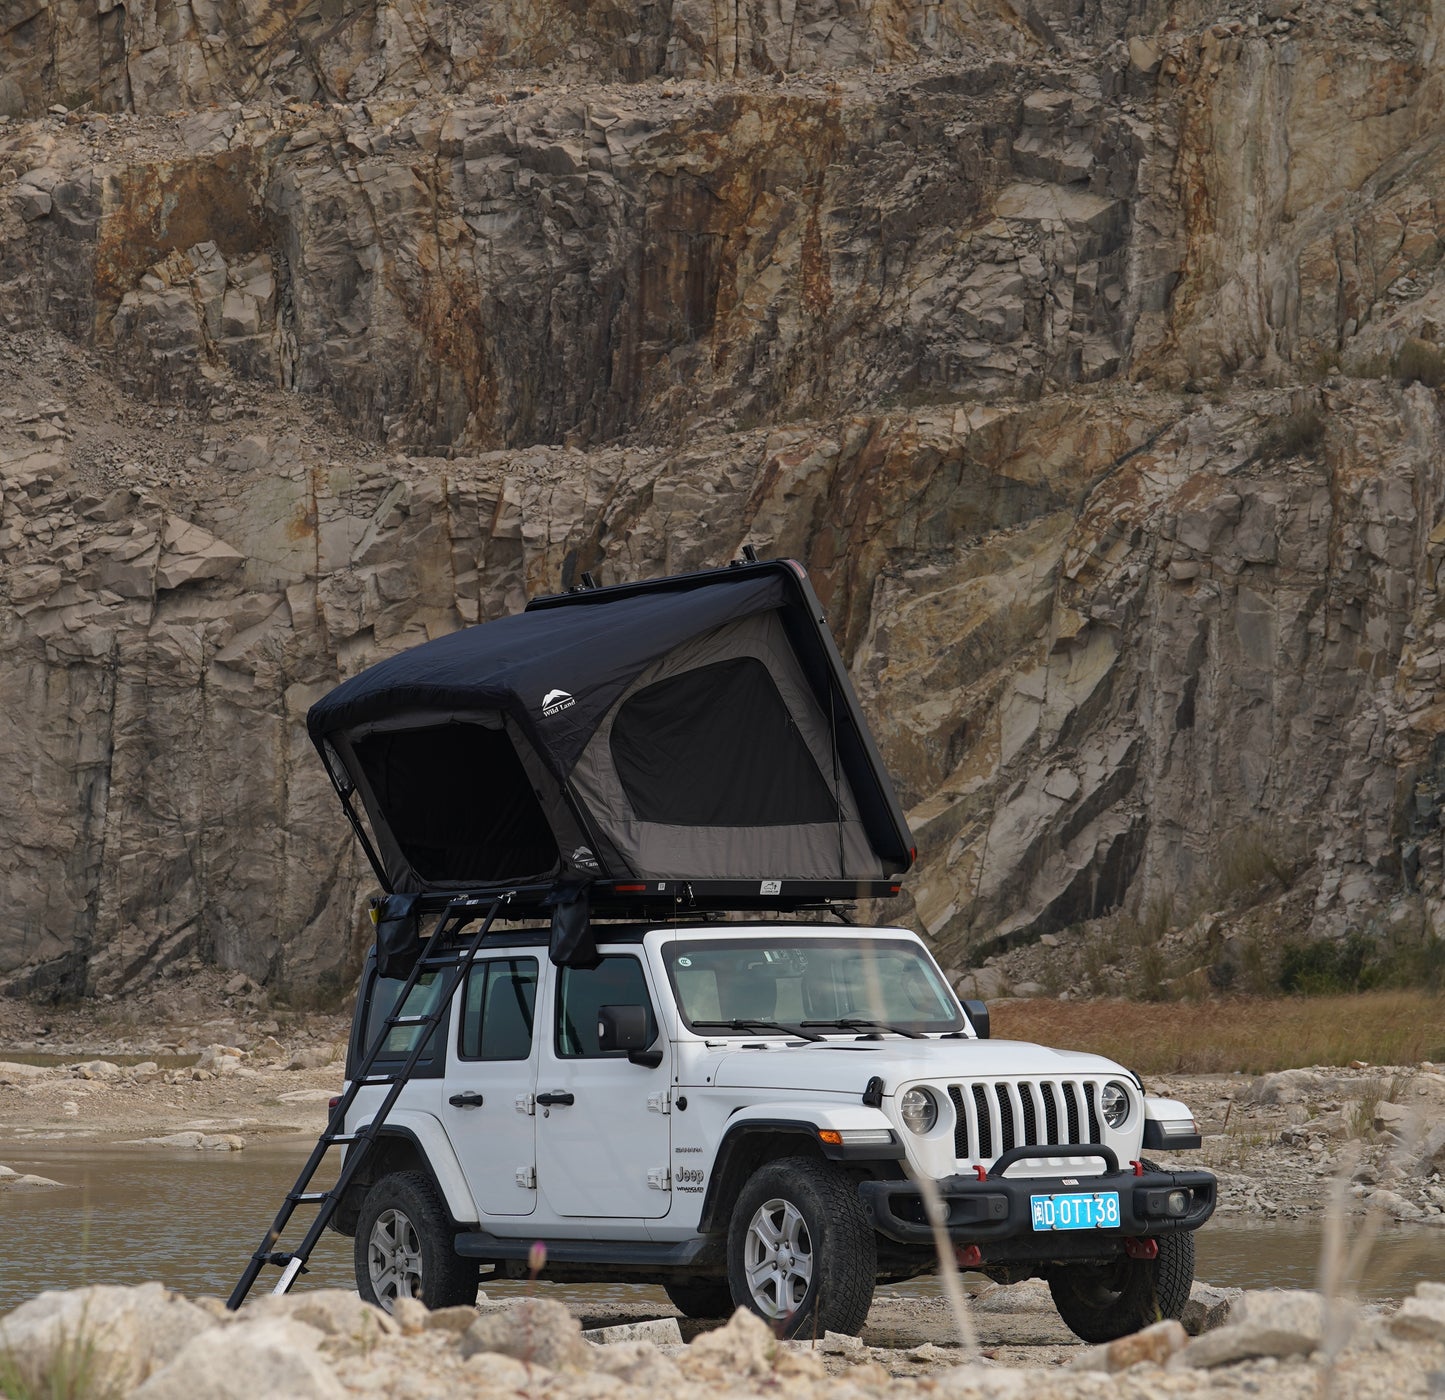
306 559 914 916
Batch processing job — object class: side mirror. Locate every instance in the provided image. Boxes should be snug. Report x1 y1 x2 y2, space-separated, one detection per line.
962 998 990 1039
597 1005 662 1067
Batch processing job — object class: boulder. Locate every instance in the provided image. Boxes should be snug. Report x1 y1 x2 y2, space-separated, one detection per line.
241 1289 399 1353
1181 1290 1333 1368
1180 1282 1241 1335
71 1059 122 1081
680 1307 776 1377
1240 1069 1330 1105
1389 1282 1445 1343
0 1283 215 1392
0 1166 68 1190
1071 1318 1187 1371
459 1297 591 1371
581 1317 683 1345
131 1318 345 1399
1416 1122 1445 1176
589 1338 685 1388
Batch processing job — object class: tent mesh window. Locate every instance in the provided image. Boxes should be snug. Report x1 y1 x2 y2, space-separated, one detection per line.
609 656 839 827
353 724 558 881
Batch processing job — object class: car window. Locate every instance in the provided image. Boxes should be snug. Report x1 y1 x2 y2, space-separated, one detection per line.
459 959 539 1060
556 955 657 1057
362 969 447 1062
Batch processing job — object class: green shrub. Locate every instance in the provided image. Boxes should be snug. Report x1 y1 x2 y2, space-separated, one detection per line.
1258 406 1325 460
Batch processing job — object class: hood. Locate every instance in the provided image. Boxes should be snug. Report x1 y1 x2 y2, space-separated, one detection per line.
709 1036 1133 1095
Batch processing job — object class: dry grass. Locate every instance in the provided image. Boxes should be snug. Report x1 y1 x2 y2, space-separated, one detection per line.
991 990 1445 1074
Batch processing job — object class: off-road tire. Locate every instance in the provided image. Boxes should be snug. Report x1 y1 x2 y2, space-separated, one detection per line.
1048 1159 1195 1343
725 1155 876 1339
354 1170 478 1313
663 1279 736 1318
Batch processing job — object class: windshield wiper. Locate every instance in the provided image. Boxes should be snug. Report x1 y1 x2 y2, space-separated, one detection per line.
801 1017 924 1040
692 1019 824 1043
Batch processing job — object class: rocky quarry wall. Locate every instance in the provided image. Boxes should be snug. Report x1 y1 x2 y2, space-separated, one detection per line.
5 0 1445 994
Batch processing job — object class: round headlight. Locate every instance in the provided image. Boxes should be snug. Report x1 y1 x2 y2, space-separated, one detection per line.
900 1087 938 1135
1100 1081 1131 1129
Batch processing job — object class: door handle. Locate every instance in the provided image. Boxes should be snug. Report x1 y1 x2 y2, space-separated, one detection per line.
535 1091 575 1107
448 1091 484 1108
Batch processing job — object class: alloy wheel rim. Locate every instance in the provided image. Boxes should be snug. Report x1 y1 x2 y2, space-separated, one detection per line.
743 1196 813 1318
367 1207 424 1306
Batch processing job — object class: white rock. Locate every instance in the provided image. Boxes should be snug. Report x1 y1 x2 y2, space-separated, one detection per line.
132 1318 344 1399
582 1317 683 1345
1389 1282 1445 1343
1181 1289 1334 1368
0 1283 214 1392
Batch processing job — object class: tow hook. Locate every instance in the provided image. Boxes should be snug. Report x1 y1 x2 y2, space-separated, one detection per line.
955 1244 984 1268
1124 1237 1159 1260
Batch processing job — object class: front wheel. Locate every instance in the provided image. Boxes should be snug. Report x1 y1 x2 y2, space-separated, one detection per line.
1048 1229 1195 1342
354 1170 478 1313
726 1156 876 1339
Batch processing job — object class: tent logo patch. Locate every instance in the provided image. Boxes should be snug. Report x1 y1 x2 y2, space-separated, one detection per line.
542 688 576 717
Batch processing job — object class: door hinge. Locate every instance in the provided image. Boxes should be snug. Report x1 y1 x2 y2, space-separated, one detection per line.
646 1167 672 1191
515 1093 535 1116
515 1166 537 1189
647 1090 671 1115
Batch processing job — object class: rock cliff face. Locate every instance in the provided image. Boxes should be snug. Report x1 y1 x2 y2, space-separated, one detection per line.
4 0 1445 994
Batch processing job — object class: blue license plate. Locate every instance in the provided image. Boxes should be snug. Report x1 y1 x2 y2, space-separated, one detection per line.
1029 1191 1121 1231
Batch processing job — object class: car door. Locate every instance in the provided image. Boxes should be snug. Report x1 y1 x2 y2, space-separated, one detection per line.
442 955 540 1217
534 952 672 1219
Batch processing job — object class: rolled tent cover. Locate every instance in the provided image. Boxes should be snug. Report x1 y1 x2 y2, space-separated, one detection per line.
306 560 914 901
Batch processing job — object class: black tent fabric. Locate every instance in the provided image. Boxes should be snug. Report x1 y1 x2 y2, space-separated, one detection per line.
308 573 787 780
306 560 914 908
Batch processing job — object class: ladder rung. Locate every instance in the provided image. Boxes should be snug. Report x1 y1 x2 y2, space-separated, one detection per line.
388 1014 429 1025
360 1075 396 1084
329 1133 361 1145
292 1191 330 1204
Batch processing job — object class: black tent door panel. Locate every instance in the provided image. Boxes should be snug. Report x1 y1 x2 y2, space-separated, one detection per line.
352 723 559 883
610 657 839 827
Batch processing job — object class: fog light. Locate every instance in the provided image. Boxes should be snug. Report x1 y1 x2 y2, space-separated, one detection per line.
1166 1189 1189 1217
900 1087 938 1135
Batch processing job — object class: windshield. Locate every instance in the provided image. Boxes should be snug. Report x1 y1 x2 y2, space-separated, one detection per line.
663 937 964 1035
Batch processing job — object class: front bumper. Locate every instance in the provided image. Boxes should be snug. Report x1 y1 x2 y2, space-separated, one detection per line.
858 1145 1216 1258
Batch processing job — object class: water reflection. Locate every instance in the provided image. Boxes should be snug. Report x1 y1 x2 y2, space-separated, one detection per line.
1 1142 1438 1316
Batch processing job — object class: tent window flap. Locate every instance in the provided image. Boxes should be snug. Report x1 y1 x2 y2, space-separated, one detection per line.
353 723 558 882
609 657 839 827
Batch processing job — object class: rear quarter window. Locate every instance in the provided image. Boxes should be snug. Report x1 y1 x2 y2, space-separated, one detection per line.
347 964 451 1080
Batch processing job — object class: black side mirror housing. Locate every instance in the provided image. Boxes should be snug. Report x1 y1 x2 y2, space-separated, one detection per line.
962 998 990 1039
597 1005 661 1066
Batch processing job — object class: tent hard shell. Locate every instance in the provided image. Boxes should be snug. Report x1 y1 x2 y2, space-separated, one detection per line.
306 558 915 929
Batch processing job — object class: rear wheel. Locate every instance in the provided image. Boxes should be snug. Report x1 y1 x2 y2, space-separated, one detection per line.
663 1279 735 1318
726 1156 876 1338
354 1170 478 1313
1048 1229 1195 1342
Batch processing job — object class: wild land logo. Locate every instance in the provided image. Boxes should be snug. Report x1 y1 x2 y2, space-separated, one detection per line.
571 845 600 871
541 688 576 717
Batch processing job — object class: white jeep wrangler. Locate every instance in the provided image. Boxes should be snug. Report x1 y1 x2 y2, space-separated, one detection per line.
332 920 1214 1341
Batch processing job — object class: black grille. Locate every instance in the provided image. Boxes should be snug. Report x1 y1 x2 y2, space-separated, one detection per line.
1085 1082 1102 1142
1062 1081 1081 1142
949 1085 969 1157
994 1084 1015 1152
1042 1082 1060 1143
971 1084 993 1158
1019 1083 1038 1144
